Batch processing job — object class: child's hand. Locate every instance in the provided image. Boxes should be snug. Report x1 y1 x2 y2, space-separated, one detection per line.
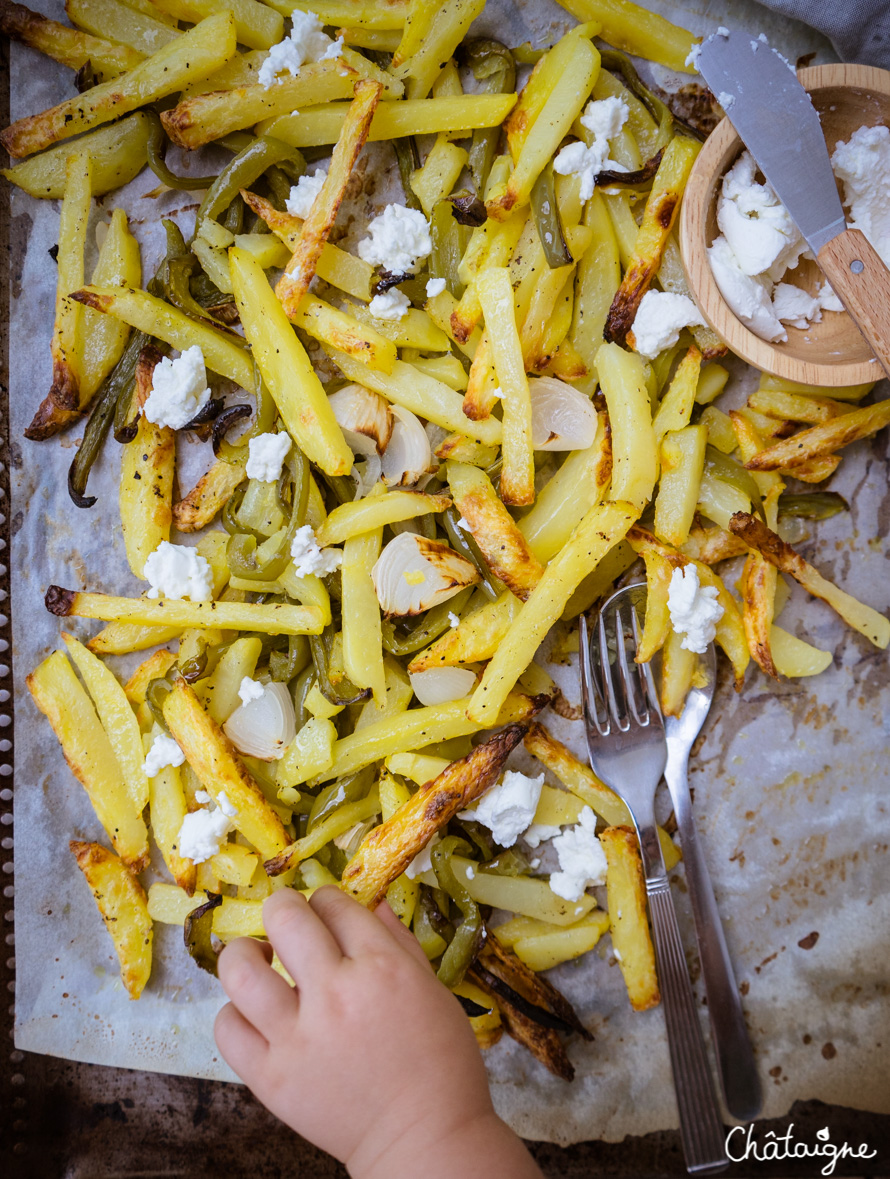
214 887 542 1179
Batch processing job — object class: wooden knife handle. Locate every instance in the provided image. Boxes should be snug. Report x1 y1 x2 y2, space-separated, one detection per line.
818 227 890 381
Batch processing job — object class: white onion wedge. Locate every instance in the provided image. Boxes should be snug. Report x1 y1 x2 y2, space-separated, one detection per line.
371 532 479 615
223 681 296 761
381 406 431 486
329 384 394 457
529 376 598 451
409 667 477 706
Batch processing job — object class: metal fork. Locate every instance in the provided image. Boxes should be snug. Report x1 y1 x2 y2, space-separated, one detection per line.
579 584 727 1175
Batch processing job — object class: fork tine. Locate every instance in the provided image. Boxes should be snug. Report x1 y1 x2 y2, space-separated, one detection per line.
615 602 650 727
580 612 610 736
631 606 663 720
598 610 630 733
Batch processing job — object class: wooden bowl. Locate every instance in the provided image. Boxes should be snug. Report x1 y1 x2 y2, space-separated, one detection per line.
679 63 890 386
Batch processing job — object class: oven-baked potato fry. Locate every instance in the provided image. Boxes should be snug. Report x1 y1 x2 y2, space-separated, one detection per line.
173 458 246 533
0 0 143 79
230 247 353 476
28 653 149 869
124 651 177 708
596 341 656 509
0 11 236 158
150 0 282 51
407 591 521 672
120 354 175 579
729 512 890 649
148 761 197 895
45 586 325 637
25 151 91 441
277 80 381 315
316 491 451 548
599 825 660 1012
288 295 397 372
468 501 640 725
557 0 697 73
743 400 890 472
342 527 387 703
70 841 153 1000
162 676 290 859
62 632 150 816
322 724 527 898
393 0 484 98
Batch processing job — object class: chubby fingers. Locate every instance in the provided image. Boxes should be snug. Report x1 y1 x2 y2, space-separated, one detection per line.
263 887 344 987
374 899 433 969
308 885 427 962
218 934 298 1042
214 1000 268 1084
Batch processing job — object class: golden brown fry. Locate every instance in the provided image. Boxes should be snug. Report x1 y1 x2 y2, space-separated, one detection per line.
408 591 520 672
524 721 630 828
729 512 890 649
276 80 381 315
739 551 778 679
287 724 526 891
0 0 143 79
70 840 153 1000
173 458 246 533
680 523 748 565
446 462 543 601
744 400 890 471
124 649 177 706
606 136 699 346
746 388 858 425
162 676 290 859
599 826 660 1012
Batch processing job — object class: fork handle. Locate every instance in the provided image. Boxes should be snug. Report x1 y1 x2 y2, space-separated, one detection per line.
647 878 728 1174
667 759 763 1123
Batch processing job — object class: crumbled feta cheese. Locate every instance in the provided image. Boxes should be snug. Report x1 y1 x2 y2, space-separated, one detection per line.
685 42 702 70
818 281 844 313
245 431 291 482
144 541 213 601
285 168 327 218
524 823 561 849
238 676 265 707
667 565 724 653
258 10 342 87
579 95 628 142
455 517 471 532
553 97 629 201
448 611 460 629
772 282 822 329
630 290 705 359
369 288 411 321
831 124 890 268
425 277 446 297
717 152 807 281
290 524 343 577
717 91 735 110
708 235 786 342
195 789 212 804
465 864 476 880
357 204 432 274
490 386 503 399
177 792 236 864
143 732 185 778
549 808 607 901
459 770 545 848
143 345 211 430
530 857 541 870
405 834 440 879
716 25 730 37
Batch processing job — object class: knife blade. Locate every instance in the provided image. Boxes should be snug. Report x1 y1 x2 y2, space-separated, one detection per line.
698 31 846 255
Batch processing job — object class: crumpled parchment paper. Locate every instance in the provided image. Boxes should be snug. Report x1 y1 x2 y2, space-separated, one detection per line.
11 0 890 1145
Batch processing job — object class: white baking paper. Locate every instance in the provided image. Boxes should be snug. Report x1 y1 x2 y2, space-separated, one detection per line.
11 0 890 1146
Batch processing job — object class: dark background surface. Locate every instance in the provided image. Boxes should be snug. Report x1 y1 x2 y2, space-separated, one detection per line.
2 28 889 1179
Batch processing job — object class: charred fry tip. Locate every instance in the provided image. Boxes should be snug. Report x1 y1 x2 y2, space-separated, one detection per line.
264 848 294 877
69 288 107 311
45 584 76 616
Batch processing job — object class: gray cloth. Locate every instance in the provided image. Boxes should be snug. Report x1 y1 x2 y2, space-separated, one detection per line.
757 0 890 66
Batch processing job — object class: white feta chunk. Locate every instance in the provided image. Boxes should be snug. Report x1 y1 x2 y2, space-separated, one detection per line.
258 10 342 87
285 168 328 218
144 541 213 602
238 676 266 707
630 290 705 359
459 770 545 848
142 345 211 430
549 807 607 901
405 834 441 880
177 794 236 864
425 277 446 297
667 565 724 654
524 823 561 849
772 282 822 329
357 204 433 274
369 288 411 321
831 124 890 268
245 431 292 482
143 732 185 778
290 524 343 577
708 234 786 342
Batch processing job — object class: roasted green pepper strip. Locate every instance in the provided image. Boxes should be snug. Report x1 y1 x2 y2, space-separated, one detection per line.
68 327 151 506
226 448 308 581
777 491 849 520
432 836 483 989
145 110 216 191
531 161 572 268
184 893 223 976
511 42 545 66
393 136 423 213
441 508 501 600
600 49 678 150
462 40 516 195
145 674 175 732
309 629 371 706
270 633 311 683
291 664 317 729
194 135 305 242
308 766 375 833
428 200 468 298
381 587 474 656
